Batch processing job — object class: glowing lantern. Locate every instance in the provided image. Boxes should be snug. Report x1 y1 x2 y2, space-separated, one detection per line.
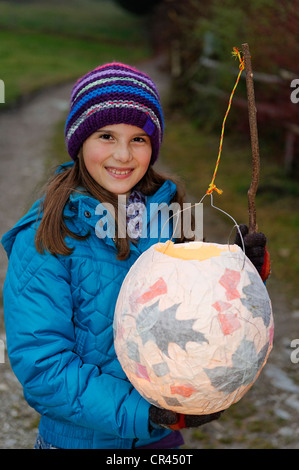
114 241 273 414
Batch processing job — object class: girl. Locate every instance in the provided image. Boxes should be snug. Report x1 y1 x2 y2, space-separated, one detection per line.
1 63 268 449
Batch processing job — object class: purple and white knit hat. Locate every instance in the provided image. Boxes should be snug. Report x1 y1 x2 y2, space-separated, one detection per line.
65 62 164 164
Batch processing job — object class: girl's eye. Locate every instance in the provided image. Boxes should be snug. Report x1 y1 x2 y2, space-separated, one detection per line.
133 137 146 143
99 133 113 140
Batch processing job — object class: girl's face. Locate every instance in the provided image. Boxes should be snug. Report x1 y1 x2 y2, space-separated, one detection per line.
82 123 152 196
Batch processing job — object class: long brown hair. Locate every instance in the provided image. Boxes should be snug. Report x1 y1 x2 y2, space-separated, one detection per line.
35 155 194 260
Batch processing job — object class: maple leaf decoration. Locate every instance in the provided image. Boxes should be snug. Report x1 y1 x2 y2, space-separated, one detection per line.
241 271 272 327
136 301 208 357
204 337 270 394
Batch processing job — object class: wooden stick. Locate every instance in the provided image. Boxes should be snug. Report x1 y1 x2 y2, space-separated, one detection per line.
242 43 260 234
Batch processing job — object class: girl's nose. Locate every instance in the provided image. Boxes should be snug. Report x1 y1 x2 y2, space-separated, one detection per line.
113 143 132 162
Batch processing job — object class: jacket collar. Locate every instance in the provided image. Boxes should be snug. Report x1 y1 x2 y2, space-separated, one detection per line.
63 170 177 254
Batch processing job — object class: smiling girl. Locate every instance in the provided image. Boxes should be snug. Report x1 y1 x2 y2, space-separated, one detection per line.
1 61 270 449
1 63 224 449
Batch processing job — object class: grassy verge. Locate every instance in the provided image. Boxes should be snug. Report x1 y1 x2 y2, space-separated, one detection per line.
0 0 151 104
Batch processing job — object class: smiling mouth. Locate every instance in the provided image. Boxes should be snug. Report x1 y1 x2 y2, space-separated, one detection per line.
106 167 134 177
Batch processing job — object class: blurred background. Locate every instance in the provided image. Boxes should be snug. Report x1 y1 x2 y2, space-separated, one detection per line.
0 0 298 449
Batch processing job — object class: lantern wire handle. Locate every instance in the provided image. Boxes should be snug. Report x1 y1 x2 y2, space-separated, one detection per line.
158 193 246 269
209 193 246 269
158 198 205 246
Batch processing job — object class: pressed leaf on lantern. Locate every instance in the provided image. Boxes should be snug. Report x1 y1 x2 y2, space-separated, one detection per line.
241 271 272 327
204 337 269 394
136 300 208 357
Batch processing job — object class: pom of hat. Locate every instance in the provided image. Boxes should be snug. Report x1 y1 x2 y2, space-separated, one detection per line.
65 63 164 164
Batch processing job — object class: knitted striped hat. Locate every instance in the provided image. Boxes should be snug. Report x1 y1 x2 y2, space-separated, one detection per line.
65 62 164 164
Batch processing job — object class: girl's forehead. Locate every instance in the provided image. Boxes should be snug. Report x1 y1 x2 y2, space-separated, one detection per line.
95 123 149 136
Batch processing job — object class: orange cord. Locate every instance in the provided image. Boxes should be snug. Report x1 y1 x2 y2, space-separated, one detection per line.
206 47 245 195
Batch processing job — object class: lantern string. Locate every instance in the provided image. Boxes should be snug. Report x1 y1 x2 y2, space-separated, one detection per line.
158 47 246 267
206 47 245 196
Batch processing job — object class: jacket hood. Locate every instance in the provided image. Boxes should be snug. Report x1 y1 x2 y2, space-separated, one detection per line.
1 198 42 259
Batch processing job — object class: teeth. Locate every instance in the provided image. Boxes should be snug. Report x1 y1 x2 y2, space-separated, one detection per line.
109 169 131 175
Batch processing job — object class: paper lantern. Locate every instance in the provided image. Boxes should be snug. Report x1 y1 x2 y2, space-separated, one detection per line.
113 241 273 414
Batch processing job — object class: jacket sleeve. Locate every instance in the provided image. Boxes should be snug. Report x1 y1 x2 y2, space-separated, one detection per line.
3 226 151 441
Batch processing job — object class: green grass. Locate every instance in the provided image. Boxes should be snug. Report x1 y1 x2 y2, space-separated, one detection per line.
0 0 147 43
0 0 151 104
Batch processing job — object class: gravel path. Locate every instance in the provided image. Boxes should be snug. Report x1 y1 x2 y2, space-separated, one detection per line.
0 58 298 449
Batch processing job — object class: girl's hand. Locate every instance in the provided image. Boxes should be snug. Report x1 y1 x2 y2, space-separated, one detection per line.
235 224 271 281
149 405 222 430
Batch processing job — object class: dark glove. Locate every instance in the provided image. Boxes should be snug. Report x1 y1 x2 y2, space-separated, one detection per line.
149 406 178 429
235 224 271 281
149 405 222 430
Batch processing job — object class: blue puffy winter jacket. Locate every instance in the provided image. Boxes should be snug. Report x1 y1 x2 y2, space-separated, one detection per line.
1 163 178 449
